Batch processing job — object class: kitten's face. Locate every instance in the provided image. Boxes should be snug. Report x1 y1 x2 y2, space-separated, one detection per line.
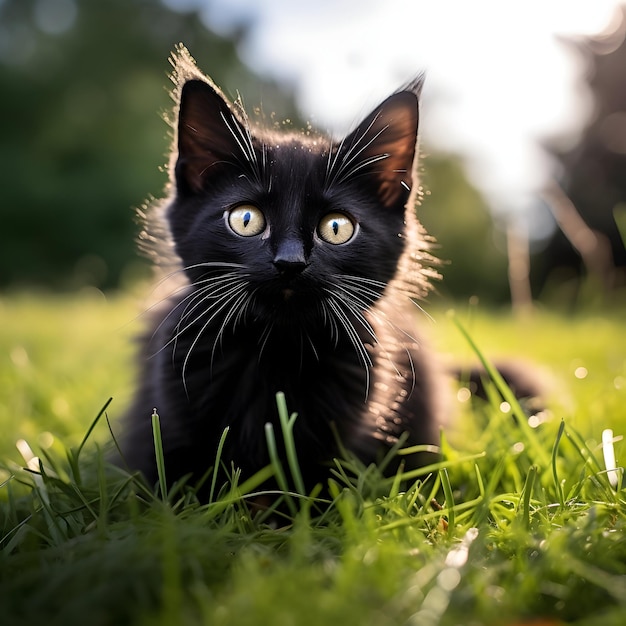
167 77 420 328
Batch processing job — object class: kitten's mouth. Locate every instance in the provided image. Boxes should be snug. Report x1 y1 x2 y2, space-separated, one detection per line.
263 276 313 307
274 274 306 301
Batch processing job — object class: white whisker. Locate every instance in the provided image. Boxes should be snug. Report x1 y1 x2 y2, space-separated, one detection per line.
326 113 391 189
135 262 247 327
220 111 261 185
150 274 248 358
210 289 251 364
257 321 275 364
406 297 435 324
181 282 249 393
320 299 340 346
304 328 320 362
328 273 430 386
330 286 378 341
325 295 372 398
334 153 389 185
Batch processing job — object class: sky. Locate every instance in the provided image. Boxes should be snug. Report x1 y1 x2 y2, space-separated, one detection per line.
166 0 624 238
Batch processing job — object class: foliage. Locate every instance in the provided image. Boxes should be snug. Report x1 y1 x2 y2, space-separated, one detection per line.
539 6 626 295
419 153 510 303
1 293 625 625
0 0 298 290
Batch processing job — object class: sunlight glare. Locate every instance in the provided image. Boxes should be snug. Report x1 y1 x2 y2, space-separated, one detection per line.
195 0 623 230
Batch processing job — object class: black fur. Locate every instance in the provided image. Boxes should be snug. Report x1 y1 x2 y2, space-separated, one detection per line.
119 47 442 494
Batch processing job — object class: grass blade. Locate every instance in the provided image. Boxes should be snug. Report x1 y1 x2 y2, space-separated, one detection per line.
76 397 113 459
518 464 537 529
451 314 550 468
440 467 455 533
264 422 297 516
275 392 306 496
209 427 230 504
552 419 566 508
151 408 168 501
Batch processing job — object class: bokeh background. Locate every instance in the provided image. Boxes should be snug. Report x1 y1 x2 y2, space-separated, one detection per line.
1 0 626 307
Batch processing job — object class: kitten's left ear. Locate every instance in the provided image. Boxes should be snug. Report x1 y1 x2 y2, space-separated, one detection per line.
338 81 421 209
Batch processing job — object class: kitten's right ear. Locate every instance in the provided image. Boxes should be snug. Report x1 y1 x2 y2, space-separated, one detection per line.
332 82 421 210
176 79 249 194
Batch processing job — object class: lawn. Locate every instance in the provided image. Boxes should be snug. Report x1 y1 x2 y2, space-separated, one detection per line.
0 289 625 626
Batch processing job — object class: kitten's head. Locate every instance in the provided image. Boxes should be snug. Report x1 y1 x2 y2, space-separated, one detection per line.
157 46 431 330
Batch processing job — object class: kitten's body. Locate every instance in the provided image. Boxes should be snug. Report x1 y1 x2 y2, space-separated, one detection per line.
121 47 442 494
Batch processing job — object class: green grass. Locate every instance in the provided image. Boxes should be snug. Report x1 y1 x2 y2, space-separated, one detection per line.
1 290 625 626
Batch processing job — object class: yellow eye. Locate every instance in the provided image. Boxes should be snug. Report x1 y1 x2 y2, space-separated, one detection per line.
318 212 356 245
228 205 266 237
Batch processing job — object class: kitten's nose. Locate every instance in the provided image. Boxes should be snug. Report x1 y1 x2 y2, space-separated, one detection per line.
274 259 307 276
273 240 308 276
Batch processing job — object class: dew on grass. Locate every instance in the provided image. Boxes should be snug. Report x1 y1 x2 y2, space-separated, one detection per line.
10 346 29 368
574 366 588 379
444 527 478 568
486 585 505 601
411 529 478 625
457 387 471 403
528 410 550 428
51 396 69 418
38 431 54 449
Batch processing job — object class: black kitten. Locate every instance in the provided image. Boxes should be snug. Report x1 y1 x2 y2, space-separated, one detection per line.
120 46 443 494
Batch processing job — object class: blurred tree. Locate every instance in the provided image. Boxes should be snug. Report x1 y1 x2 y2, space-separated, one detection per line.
536 5 626 300
419 153 510 304
0 0 298 290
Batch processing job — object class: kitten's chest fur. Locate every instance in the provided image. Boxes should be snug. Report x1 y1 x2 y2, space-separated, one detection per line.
127 287 437 489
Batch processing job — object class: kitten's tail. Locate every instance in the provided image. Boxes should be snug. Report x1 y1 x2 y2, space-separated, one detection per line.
451 360 547 416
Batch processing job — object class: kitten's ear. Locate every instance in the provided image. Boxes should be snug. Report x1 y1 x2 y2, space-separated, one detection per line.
339 84 421 209
176 79 249 194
